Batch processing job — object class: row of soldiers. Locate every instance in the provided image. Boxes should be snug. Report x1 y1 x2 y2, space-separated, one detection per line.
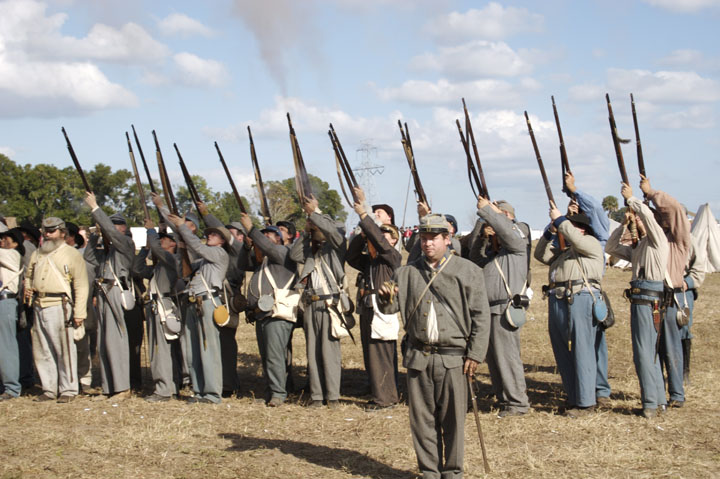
0 175 704 478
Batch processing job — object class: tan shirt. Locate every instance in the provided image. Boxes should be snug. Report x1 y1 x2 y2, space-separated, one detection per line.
25 243 89 318
606 196 669 282
0 248 22 294
647 189 690 288
534 218 604 285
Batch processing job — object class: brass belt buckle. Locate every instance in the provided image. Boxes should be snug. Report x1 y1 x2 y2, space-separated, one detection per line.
188 295 197 303
311 295 320 302
632 287 641 294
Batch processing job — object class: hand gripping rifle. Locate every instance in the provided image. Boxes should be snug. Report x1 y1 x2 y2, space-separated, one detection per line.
132 125 164 227
525 111 566 250
287 113 314 201
215 141 249 216
551 96 574 198
328 123 359 208
247 127 272 225
606 94 638 246
62 127 92 193
126 132 150 222
153 130 192 278
174 143 206 228
630 93 648 201
462 98 490 200
398 120 428 206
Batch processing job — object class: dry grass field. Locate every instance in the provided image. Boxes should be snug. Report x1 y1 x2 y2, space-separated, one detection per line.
2 250 719 479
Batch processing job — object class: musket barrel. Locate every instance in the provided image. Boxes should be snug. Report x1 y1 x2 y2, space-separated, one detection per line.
132 125 157 194
462 99 489 200
247 127 272 224
153 130 178 214
126 131 150 220
61 127 92 193
630 93 646 178
524 111 555 205
215 141 248 215
606 94 630 185
456 118 482 199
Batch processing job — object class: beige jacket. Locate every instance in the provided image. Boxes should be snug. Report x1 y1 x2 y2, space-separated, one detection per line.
25 243 89 319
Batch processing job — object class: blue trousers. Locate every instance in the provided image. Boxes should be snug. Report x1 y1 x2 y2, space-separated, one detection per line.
629 280 666 410
680 290 694 340
548 292 597 408
660 292 685 402
0 298 21 397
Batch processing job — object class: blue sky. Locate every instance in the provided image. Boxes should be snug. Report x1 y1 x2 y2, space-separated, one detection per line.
1 0 719 231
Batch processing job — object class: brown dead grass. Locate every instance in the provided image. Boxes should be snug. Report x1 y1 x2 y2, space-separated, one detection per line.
2 250 720 478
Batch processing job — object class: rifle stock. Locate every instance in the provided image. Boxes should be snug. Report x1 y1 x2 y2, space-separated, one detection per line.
607 94 638 245
61 127 92 193
131 125 164 227
551 96 572 197
462 99 489 200
126 131 150 221
398 120 428 206
215 141 249 216
247 127 272 224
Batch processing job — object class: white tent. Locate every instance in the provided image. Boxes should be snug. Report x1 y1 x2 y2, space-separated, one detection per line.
691 203 720 273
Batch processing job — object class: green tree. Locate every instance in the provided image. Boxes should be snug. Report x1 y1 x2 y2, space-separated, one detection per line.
602 195 619 213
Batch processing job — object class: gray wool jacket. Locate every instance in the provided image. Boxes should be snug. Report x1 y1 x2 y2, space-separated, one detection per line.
469 206 528 314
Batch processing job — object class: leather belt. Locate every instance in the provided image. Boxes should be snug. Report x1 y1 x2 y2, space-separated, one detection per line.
180 290 220 303
304 293 338 302
625 287 663 299
35 292 66 299
489 299 509 307
150 292 175 300
547 279 600 289
410 339 465 356
0 291 18 300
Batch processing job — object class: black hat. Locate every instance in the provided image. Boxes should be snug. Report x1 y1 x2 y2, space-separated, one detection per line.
1 228 26 257
158 231 177 243
18 220 41 244
567 212 592 230
276 220 296 240
372 204 395 225
444 214 458 234
65 221 85 248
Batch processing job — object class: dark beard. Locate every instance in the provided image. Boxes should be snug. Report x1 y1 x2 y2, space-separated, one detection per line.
40 238 64 254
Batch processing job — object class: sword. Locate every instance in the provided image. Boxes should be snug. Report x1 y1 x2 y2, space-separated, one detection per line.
468 375 491 473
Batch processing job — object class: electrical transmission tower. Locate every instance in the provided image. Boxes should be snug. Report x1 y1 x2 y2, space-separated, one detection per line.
347 140 384 230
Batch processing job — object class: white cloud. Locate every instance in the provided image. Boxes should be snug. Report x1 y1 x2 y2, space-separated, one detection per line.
606 68 720 103
658 49 720 71
0 146 17 158
655 105 715 129
158 13 214 38
173 52 229 88
641 0 720 13
410 41 533 79
425 3 544 44
377 79 524 108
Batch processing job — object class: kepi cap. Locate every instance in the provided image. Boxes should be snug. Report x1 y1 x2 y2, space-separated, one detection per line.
418 214 450 234
42 217 66 231
495 200 515 218
109 213 127 225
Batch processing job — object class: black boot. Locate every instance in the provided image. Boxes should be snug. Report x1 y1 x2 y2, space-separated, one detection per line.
682 339 692 386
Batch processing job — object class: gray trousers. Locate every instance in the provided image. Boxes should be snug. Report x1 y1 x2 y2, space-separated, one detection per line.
76 332 92 388
0 298 21 397
360 308 399 406
183 299 222 403
303 301 341 401
97 287 130 394
32 303 78 397
407 355 466 479
256 317 295 401
146 303 180 397
486 312 529 413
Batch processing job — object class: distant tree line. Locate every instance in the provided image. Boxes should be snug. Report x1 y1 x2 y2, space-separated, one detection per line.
0 154 347 229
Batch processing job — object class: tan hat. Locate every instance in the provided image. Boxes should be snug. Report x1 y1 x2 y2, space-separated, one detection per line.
379 223 399 240
418 214 450 234
205 226 232 246
495 200 515 217
42 217 66 231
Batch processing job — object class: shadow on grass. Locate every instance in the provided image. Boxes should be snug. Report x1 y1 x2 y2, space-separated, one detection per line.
220 433 417 479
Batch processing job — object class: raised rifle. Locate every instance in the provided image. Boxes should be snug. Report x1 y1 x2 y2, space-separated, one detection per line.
462 98 490 200
153 130 192 277
61 127 92 193
247 127 272 225
126 132 150 222
398 120 428 206
525 111 566 250
131 125 164 225
174 143 206 228
328 123 359 207
606 94 638 245
456 119 483 199
287 113 314 201
630 93 647 201
215 141 249 216
551 96 573 198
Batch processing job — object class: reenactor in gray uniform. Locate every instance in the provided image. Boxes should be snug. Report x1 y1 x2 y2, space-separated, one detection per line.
0 228 24 401
83 193 136 401
681 235 705 385
379 214 490 479
535 203 604 417
346 186 402 410
289 196 348 409
165 211 230 404
238 214 297 406
405 202 461 263
469 198 530 417
138 219 182 402
606 183 670 418
24 218 89 402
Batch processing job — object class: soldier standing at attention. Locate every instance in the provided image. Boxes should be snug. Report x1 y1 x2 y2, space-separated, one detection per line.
83 192 136 401
289 195 348 409
606 182 670 418
534 203 604 417
24 218 88 403
346 186 402 410
378 214 490 479
469 197 530 418
0 228 25 401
